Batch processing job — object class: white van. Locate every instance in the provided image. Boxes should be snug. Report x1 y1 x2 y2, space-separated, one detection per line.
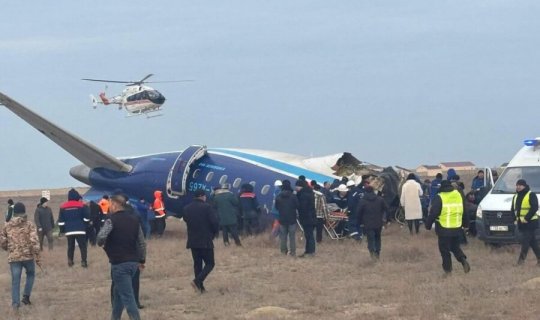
476 138 540 244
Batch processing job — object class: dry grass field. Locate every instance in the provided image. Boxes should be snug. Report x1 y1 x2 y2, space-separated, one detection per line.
2 190 540 320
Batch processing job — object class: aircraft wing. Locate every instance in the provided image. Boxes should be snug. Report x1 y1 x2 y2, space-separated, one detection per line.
0 92 132 172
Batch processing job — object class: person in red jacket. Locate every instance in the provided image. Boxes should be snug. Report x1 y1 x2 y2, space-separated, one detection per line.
153 190 166 237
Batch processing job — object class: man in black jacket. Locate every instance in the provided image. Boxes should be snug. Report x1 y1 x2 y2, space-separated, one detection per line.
97 194 146 320
296 180 317 257
511 179 540 266
357 186 387 260
426 180 470 276
183 189 219 293
275 180 299 256
108 194 145 310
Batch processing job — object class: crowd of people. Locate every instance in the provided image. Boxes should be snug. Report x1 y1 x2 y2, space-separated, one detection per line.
1 167 539 317
0 188 166 318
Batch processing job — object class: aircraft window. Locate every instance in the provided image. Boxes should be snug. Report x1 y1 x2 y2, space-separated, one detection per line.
249 181 256 187
206 172 214 182
233 178 242 188
219 175 228 184
261 185 270 195
192 169 201 179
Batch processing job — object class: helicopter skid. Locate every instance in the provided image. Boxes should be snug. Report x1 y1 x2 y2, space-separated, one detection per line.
125 107 163 119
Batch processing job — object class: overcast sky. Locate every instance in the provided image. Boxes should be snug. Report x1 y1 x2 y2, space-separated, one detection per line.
1 1 539 190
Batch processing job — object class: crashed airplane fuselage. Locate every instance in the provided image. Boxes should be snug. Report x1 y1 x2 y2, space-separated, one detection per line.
1 92 389 222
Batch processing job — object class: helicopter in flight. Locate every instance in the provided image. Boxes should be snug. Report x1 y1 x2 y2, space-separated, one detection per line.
83 74 192 118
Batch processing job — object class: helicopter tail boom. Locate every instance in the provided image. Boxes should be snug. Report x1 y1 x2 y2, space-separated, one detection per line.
99 92 110 105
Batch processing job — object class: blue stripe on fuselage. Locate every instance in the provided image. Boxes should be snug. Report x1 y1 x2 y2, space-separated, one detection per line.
209 148 335 183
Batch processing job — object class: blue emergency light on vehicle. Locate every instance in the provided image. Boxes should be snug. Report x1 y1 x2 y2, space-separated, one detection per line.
523 139 539 146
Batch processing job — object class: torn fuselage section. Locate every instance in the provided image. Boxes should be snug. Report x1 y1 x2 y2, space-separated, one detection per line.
331 152 402 211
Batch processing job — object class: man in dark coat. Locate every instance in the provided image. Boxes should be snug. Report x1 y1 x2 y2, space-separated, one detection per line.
275 180 299 256
183 189 219 293
511 179 540 266
34 197 55 251
296 180 316 257
357 186 387 260
426 180 470 275
212 184 242 246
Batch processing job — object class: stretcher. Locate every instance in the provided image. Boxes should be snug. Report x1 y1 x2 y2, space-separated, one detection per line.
324 210 348 240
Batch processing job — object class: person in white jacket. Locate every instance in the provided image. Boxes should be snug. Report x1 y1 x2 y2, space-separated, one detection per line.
400 173 423 235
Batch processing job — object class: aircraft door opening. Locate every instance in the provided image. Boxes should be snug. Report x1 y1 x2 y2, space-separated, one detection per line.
166 145 207 198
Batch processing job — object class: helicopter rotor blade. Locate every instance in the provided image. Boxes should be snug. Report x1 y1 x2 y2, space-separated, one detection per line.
138 74 154 83
144 80 194 83
82 78 133 84
83 75 193 86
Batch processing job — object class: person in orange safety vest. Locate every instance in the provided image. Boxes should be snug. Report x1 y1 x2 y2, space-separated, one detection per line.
153 191 166 237
98 195 110 224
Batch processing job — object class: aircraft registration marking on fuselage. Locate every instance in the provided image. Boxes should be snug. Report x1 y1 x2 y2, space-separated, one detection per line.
188 182 209 193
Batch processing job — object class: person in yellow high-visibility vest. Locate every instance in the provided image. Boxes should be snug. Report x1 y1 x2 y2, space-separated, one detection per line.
511 179 540 266
426 180 470 275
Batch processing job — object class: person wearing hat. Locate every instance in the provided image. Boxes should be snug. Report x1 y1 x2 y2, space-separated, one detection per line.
211 183 242 246
331 184 349 210
183 189 219 293
58 188 90 268
296 179 317 257
1 202 41 310
511 179 540 266
34 197 55 251
329 184 350 237
6 198 14 222
426 180 470 276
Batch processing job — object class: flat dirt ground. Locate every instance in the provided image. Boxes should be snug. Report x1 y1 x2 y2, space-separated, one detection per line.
1 190 540 320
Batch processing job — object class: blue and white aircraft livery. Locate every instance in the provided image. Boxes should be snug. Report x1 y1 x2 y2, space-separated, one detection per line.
0 92 361 223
